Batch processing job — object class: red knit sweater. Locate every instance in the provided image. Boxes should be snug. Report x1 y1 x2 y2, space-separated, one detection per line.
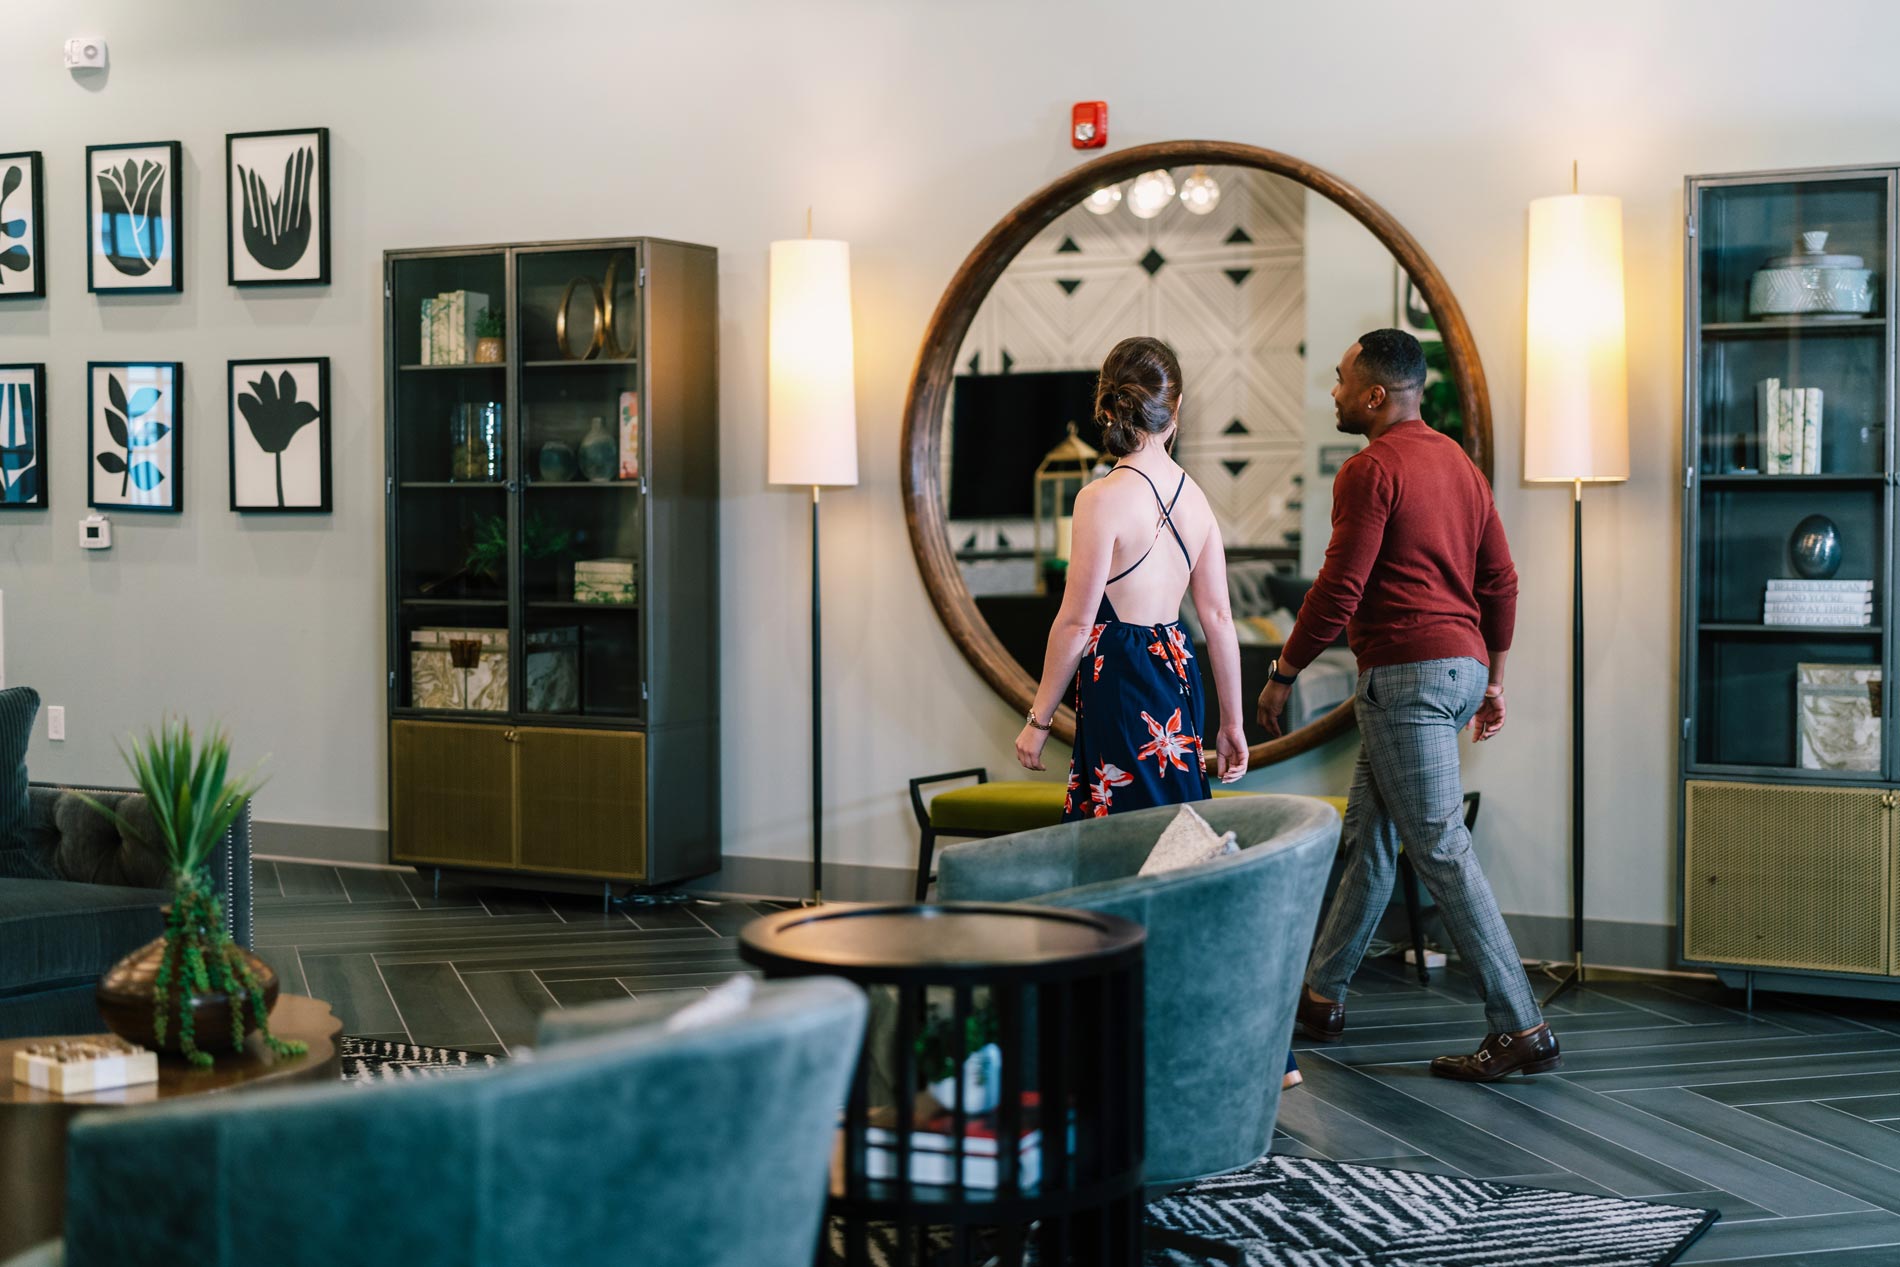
1280 420 1517 673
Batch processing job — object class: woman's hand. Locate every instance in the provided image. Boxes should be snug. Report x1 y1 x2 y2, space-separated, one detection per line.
1015 723 1051 771
1214 723 1249 783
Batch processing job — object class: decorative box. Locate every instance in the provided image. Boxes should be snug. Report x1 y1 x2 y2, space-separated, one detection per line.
618 390 641 479
574 557 638 605
1797 662 1882 772
1749 232 1876 318
410 627 508 711
13 1036 158 1095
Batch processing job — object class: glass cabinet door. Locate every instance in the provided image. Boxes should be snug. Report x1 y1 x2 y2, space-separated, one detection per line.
390 250 512 717
513 245 645 722
1689 172 1893 775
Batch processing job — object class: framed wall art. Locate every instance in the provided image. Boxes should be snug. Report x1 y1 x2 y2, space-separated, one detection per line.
89 362 182 512
227 128 329 286
0 153 46 300
0 364 46 508
229 357 330 511
88 141 183 293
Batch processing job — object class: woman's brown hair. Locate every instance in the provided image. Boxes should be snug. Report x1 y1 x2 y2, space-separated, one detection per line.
1094 336 1183 457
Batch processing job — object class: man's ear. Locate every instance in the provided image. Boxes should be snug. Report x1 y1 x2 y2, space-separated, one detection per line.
1367 384 1387 411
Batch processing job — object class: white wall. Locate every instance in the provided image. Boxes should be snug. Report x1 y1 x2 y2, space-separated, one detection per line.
7 0 1899 929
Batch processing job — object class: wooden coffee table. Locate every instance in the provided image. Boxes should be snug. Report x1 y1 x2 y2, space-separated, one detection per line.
0 993 342 1258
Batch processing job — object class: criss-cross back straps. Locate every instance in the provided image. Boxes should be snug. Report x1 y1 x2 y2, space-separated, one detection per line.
1103 465 1191 586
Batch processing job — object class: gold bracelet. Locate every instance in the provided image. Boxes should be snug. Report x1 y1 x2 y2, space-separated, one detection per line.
1026 708 1053 732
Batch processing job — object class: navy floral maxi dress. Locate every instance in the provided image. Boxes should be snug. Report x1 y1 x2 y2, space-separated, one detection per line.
1062 467 1213 822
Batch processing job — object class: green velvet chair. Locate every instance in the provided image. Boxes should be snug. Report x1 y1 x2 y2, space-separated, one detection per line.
3 977 866 1267
934 795 1339 1191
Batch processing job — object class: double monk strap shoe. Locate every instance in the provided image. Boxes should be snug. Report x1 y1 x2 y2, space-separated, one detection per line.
1430 1023 1561 1082
1296 993 1346 1043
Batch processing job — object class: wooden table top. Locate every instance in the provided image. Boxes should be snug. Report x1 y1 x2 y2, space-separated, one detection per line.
0 993 342 1108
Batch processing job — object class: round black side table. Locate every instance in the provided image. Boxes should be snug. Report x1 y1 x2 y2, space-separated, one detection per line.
740 903 1146 1267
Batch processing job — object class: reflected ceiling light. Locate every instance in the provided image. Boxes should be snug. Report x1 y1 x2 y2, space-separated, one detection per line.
1179 166 1221 215
1126 169 1176 220
1083 184 1123 215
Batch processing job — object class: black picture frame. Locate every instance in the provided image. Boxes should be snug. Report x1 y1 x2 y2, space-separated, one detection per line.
228 356 331 512
226 128 330 287
87 141 184 294
0 363 47 509
0 153 46 301
87 361 183 513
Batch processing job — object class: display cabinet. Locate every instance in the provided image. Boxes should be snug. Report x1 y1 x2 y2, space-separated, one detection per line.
384 237 718 889
1680 165 1900 1000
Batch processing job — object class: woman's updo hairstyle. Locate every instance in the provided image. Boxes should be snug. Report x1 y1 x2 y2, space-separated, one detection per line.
1094 336 1183 457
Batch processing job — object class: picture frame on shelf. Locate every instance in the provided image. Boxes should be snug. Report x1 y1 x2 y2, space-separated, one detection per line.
226 127 330 286
87 141 183 293
0 153 46 300
0 363 46 509
229 357 331 512
88 362 182 513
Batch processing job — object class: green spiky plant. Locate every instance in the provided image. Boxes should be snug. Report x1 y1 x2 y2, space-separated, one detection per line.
474 305 504 339
80 720 305 1068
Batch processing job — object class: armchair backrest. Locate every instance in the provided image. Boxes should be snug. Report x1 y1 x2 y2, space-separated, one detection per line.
60 976 866 1267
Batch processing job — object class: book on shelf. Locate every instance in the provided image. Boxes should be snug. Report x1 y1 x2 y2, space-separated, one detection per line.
420 298 435 366
421 291 491 365
1764 613 1873 628
1804 387 1823 474
1764 605 1874 618
1766 578 1873 591
1755 379 1825 474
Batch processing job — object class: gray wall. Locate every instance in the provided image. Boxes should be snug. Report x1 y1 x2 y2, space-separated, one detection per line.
8 0 1897 934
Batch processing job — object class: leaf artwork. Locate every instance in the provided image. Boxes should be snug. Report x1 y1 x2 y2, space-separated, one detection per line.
0 380 36 504
238 147 313 271
0 162 28 278
237 370 320 507
96 158 167 277
96 372 167 499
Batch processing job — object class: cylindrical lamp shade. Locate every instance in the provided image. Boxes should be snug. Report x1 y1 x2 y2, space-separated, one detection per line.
767 238 859 487
1524 194 1630 483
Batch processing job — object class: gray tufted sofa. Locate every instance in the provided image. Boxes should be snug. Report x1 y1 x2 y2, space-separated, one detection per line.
0 782 252 1039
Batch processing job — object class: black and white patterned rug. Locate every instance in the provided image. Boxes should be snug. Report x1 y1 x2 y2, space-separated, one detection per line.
1144 1155 1716 1266
337 1035 503 1084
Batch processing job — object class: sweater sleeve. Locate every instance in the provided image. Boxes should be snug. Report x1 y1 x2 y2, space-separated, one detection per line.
1280 453 1393 671
1474 493 1518 652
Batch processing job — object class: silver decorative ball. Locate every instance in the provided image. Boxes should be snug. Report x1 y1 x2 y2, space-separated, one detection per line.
1789 514 1843 580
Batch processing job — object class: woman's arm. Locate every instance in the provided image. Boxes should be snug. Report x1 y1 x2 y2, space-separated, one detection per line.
1188 513 1248 781
1015 482 1115 771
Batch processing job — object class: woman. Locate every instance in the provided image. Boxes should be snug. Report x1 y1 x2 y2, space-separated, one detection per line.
1013 337 1300 1089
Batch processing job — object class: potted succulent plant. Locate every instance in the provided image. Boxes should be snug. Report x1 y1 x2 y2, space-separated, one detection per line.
83 719 305 1068
473 305 505 363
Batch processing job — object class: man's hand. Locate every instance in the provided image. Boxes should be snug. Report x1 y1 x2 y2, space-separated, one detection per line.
1471 685 1506 741
1256 680 1292 739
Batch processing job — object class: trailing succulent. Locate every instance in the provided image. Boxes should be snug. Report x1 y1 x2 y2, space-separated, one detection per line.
81 720 306 1069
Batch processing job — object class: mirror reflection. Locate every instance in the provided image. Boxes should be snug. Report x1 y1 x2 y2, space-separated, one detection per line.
944 164 1469 746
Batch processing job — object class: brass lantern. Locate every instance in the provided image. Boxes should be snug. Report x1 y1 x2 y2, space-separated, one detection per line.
1032 422 1101 593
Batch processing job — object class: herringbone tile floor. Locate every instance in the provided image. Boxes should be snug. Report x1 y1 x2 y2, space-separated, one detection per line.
257 860 1900 1264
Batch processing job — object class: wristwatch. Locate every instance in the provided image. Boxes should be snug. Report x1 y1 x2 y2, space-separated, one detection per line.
1026 707 1053 732
1268 658 1299 686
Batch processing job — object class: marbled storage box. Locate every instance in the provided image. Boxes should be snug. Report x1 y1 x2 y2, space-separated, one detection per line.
410 627 580 712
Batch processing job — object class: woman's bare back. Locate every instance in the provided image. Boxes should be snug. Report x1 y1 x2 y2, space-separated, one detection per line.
1092 457 1214 625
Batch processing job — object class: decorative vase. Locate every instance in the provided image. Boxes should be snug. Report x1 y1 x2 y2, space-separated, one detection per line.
927 1042 1003 1115
538 439 577 483
474 336 504 364
578 416 617 482
96 910 280 1055
1790 514 1843 579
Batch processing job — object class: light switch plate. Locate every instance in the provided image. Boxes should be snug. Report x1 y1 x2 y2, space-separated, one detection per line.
47 706 65 741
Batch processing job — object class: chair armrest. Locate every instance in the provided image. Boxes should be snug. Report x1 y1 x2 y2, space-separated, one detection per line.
935 814 1160 903
0 1239 62 1267
908 768 989 831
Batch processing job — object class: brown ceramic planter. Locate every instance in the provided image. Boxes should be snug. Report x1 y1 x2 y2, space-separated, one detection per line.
96 928 280 1054
474 336 504 363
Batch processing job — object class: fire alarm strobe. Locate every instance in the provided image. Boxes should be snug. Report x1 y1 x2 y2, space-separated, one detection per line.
1072 101 1107 150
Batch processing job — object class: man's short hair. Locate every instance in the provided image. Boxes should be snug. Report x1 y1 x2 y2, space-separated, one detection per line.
1355 328 1427 393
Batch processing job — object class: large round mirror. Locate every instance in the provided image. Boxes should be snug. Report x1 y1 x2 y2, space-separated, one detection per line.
902 141 1492 767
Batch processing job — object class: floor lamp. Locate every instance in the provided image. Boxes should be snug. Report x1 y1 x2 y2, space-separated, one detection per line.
1524 181 1629 1006
767 234 859 905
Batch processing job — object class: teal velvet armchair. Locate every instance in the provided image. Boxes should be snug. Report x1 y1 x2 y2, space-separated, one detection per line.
935 795 1338 1191
5 977 866 1267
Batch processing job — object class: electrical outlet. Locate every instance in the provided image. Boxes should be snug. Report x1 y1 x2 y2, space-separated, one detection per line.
46 706 64 741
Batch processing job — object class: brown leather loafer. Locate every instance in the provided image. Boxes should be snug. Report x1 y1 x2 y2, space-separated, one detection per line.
1430 1024 1561 1082
1296 992 1346 1043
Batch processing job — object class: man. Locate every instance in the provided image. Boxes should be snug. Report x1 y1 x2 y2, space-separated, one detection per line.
1258 329 1557 1081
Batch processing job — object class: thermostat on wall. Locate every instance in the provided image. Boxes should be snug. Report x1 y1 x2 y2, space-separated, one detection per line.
64 38 107 70
80 514 111 549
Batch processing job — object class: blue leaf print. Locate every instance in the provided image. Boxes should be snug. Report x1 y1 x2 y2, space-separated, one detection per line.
127 421 170 449
126 387 162 420
128 461 164 491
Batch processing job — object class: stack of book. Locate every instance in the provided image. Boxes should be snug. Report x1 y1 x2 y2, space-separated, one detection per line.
862 1093 1068 1190
1763 578 1873 627
574 557 637 605
13 1036 158 1094
419 290 491 365
1755 378 1824 474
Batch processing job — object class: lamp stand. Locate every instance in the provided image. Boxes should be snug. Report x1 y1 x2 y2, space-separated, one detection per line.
808 485 825 907
1544 478 1587 1006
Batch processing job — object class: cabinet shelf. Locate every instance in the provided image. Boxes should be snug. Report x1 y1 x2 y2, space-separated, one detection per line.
1702 317 1887 337
525 481 642 492
1700 473 1887 487
401 597 507 608
521 357 639 369
1699 622 1881 636
528 600 640 612
400 481 505 490
399 363 506 372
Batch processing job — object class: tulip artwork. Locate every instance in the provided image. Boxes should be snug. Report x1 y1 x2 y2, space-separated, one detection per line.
87 142 181 293
228 358 332 512
227 128 330 286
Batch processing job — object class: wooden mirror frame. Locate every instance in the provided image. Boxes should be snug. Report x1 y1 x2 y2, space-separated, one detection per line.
900 140 1493 767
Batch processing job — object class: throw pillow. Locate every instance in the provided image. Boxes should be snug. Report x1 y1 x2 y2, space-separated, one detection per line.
0 686 39 851
663 973 758 1033
53 790 169 889
1139 804 1239 876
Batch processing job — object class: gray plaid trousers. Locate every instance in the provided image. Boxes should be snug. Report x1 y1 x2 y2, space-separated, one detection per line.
1306 657 1543 1034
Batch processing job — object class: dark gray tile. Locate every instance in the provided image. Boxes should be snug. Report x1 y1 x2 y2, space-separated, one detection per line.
1640 1190 1769 1222
1700 1072 1900 1108
378 962 499 1048
1680 1210 1900 1264
479 893 558 918
1824 1094 1900 1121
618 903 713 932
253 859 284 899
541 977 632 1007
336 867 419 904
273 863 348 902
1560 1037 1900 1091
1744 1101 1900 1172
1272 1086 1409 1161
461 969 560 1052
1292 1055 1550 1178
1339 1153 1469 1178
298 952 404 1036
1486 1171 1619 1198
